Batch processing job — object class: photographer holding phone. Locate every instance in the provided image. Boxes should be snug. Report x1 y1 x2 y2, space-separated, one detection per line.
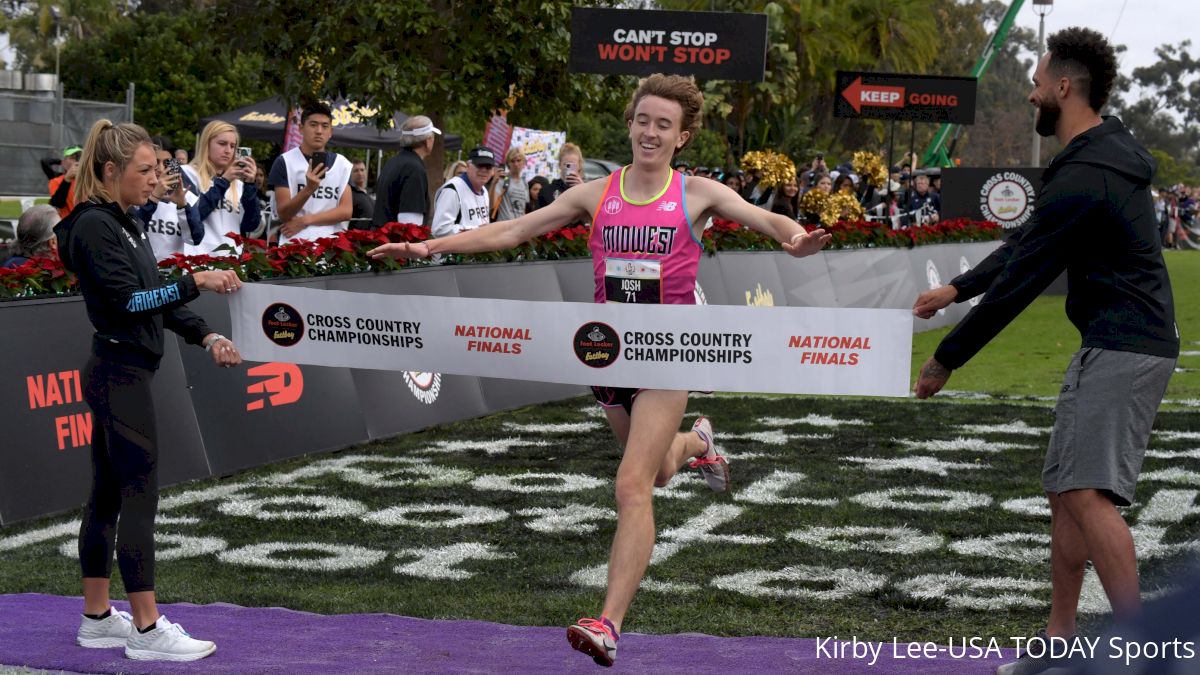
269 101 353 244
137 136 202 260
536 143 585 209
181 121 260 256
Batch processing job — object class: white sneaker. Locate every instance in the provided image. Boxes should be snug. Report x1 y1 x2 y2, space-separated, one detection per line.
124 615 216 661
687 416 730 493
76 608 133 648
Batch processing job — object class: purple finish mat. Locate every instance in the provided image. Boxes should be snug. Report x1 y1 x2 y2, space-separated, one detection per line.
0 594 1012 673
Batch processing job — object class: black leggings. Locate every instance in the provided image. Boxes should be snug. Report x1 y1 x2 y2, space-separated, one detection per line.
79 356 159 593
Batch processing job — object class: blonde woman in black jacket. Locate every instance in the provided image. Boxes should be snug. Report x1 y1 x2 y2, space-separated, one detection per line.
55 119 242 662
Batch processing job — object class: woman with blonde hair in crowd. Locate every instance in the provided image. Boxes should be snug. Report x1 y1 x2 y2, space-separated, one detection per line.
443 159 468 182
55 118 243 661
181 120 260 255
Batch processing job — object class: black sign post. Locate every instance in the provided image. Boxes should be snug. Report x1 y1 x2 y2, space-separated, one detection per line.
570 7 768 81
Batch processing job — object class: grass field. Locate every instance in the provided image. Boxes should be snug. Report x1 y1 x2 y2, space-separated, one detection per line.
0 198 49 220
1 394 1197 644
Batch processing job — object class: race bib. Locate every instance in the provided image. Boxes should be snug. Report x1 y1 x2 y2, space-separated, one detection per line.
604 258 662 304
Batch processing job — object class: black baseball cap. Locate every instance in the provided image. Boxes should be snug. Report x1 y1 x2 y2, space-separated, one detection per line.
468 146 497 166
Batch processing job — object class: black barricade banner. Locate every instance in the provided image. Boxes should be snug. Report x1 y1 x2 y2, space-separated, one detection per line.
834 71 977 124
570 7 768 81
941 168 1044 230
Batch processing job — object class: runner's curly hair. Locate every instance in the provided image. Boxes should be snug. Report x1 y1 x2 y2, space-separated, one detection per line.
1046 27 1118 112
624 74 704 154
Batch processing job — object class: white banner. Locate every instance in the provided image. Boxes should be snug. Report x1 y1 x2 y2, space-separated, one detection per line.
231 284 913 397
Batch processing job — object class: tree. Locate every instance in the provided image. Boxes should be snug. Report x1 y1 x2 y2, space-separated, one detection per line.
1 0 124 71
57 7 264 147
223 0 629 187
1112 40 1200 179
661 0 942 167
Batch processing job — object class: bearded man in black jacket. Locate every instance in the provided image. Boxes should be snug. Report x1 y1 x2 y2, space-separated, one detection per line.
912 27 1179 675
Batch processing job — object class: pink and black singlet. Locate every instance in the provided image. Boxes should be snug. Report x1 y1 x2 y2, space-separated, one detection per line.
587 166 702 412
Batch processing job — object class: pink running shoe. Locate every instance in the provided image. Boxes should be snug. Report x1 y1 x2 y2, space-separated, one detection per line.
567 616 618 667
687 416 730 493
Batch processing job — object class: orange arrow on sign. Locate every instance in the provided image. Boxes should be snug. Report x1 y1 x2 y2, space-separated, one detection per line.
841 77 906 114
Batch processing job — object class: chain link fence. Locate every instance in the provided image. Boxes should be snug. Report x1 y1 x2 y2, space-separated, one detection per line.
0 85 133 197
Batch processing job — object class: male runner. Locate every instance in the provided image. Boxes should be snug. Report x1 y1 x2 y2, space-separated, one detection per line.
370 74 830 667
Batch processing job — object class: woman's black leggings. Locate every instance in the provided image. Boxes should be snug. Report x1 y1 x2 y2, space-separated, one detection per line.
78 355 159 593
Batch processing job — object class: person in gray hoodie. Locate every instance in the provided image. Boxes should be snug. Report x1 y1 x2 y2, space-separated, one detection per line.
912 27 1179 675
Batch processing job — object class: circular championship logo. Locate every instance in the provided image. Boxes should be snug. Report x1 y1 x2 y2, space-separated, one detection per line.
603 196 623 216
980 172 1036 229
573 322 620 369
925 260 946 316
960 256 981 307
403 371 442 405
262 303 304 347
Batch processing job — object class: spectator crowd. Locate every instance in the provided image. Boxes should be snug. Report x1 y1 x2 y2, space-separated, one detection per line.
5 108 1197 269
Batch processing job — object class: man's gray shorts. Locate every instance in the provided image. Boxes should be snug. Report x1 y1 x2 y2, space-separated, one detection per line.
1043 347 1175 506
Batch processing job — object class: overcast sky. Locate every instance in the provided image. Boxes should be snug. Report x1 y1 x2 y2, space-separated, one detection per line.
1013 0 1191 76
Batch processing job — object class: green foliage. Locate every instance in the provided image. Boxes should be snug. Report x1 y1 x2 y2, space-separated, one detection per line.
1148 149 1200 187
1 0 124 71
57 8 265 147
676 128 728 169
662 0 942 164
226 0 626 128
1113 41 1200 176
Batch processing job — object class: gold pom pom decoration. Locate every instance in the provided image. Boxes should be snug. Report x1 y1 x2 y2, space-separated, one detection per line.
851 151 888 189
821 192 865 227
740 150 796 189
799 188 829 219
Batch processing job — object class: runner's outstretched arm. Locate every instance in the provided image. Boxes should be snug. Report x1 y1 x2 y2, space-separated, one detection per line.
686 177 831 257
368 181 602 260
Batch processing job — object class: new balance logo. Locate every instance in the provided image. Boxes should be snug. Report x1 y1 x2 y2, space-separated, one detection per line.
246 363 304 411
656 201 678 212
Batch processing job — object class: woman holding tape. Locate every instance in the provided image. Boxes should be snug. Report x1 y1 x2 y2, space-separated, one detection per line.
369 74 829 667
55 119 243 662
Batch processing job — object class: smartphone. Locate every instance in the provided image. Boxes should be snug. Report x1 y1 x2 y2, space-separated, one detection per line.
309 152 328 172
563 161 578 176
165 158 181 195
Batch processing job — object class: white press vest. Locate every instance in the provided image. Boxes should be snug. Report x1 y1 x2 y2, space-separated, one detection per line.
433 175 490 237
279 147 351 244
181 164 244 257
144 198 191 261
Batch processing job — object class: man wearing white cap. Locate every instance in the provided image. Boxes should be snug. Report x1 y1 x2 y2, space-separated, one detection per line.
372 114 441 229
431 146 496 239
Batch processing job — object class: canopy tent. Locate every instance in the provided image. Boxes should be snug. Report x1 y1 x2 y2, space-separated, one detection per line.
198 97 462 152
